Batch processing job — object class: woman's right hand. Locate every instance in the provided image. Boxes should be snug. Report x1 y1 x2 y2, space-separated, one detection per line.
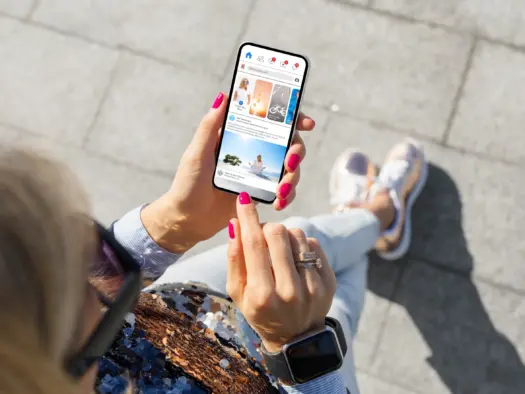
226 192 337 353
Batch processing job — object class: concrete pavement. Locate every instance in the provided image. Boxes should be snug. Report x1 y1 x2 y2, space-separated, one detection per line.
1 1 524 392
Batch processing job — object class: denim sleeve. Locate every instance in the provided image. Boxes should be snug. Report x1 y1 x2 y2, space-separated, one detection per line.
279 372 347 393
112 205 182 279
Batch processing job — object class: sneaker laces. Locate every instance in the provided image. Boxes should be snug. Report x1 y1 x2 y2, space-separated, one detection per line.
376 160 410 197
329 169 369 210
371 160 409 236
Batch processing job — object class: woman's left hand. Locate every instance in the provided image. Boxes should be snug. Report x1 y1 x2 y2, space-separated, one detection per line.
141 92 316 254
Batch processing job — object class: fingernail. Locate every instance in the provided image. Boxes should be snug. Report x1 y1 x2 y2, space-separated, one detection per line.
279 183 292 199
212 92 224 109
279 198 287 210
228 221 235 239
239 192 251 205
288 154 301 171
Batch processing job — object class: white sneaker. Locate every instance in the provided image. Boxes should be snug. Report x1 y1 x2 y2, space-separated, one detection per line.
329 148 377 212
374 139 428 260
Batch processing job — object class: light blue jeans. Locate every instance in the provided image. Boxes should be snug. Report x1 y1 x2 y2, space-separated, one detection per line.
151 209 381 393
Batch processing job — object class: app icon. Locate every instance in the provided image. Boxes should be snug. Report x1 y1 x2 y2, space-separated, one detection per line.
295 78 300 82
268 57 276 64
240 63 245 69
280 60 289 68
292 62 300 70
239 100 243 105
229 114 236 121
245 52 252 59
257 55 264 62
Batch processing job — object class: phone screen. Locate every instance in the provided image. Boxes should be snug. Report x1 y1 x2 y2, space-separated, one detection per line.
213 43 309 203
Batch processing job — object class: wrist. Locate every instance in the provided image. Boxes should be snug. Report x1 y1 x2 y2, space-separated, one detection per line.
261 321 325 353
140 194 200 254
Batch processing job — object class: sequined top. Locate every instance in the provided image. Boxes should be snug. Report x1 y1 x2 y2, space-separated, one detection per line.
113 206 347 394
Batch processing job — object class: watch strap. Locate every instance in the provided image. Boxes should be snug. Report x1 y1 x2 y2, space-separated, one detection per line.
261 342 295 385
325 316 347 356
261 317 347 385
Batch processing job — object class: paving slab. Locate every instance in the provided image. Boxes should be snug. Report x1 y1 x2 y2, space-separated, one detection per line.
16 134 171 224
0 0 33 17
32 0 251 75
448 41 525 163
0 17 117 145
338 0 369 6
354 256 403 370
0 124 19 145
85 54 220 173
357 371 421 394
243 0 471 140
371 261 525 394
320 113 525 290
373 0 525 46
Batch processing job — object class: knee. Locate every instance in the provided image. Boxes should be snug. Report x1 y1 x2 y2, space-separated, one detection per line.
281 217 316 238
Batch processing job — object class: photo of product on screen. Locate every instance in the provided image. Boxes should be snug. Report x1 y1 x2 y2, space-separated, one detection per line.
213 43 309 203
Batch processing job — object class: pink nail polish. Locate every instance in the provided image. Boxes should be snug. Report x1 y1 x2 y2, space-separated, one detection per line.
228 221 235 239
239 192 251 205
212 92 224 109
288 154 301 171
279 198 287 210
279 183 292 199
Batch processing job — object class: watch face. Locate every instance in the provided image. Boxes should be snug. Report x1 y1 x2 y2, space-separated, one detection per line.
285 330 343 384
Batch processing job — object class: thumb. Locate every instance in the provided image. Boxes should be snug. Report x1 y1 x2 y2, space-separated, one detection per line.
189 92 227 156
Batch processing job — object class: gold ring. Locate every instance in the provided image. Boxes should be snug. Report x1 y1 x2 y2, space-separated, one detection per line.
298 251 317 262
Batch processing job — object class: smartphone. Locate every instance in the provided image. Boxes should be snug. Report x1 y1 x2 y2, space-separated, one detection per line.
213 42 309 203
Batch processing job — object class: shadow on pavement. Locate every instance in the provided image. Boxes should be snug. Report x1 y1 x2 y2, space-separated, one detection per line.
368 163 525 393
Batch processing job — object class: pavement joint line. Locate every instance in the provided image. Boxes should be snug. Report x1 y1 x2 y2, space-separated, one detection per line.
407 256 525 297
0 119 41 140
81 53 122 149
327 0 466 36
5 5 525 87
117 44 223 80
81 146 175 180
303 101 524 168
368 259 408 367
220 0 257 81
0 123 175 180
355 367 424 394
441 38 478 145
326 0 525 57
0 12 223 80
25 0 40 21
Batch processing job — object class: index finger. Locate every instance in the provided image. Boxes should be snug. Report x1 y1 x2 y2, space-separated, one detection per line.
236 192 274 286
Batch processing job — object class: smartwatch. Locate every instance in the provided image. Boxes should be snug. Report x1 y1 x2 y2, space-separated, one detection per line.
261 317 347 385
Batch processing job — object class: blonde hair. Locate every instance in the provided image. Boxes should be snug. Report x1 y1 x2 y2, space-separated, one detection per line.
239 78 249 89
0 147 95 393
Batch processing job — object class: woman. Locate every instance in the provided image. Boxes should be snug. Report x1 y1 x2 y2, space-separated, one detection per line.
0 91 427 394
233 78 251 105
249 154 266 175
0 91 313 394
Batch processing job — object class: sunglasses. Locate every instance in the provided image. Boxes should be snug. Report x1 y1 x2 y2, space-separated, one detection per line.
66 221 142 379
